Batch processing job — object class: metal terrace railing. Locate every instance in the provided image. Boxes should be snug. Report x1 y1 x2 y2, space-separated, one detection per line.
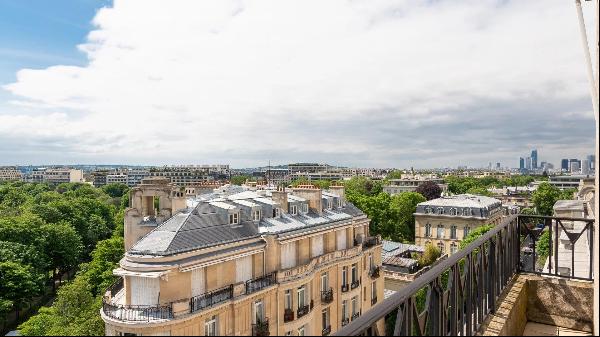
334 214 595 336
102 300 173 322
246 272 277 294
190 284 234 313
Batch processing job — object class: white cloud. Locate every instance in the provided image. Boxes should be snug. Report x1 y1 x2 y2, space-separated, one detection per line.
1 0 597 167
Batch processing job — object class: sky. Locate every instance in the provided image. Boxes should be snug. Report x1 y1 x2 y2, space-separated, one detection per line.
0 0 597 169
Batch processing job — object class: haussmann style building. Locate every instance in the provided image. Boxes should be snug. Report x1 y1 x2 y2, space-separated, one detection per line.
101 178 384 336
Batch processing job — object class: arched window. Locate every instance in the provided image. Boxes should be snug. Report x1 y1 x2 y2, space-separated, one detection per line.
450 243 458 255
437 242 445 254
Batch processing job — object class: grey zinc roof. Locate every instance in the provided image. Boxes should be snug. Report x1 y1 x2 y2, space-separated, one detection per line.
130 203 260 256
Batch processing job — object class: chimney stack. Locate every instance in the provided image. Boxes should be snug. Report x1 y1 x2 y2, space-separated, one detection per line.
292 184 323 215
271 185 289 213
329 184 346 202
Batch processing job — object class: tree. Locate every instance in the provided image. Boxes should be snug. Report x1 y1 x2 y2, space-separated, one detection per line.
101 183 129 198
230 175 251 185
416 243 441 267
386 170 403 180
531 182 562 216
465 186 493 197
0 262 41 320
460 224 494 249
42 223 83 288
388 192 426 241
415 181 442 200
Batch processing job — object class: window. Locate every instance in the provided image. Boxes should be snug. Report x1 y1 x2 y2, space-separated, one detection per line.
437 242 445 254
253 210 261 221
297 286 306 309
285 290 292 310
321 272 329 292
298 325 306 336
322 308 330 330
351 296 358 316
253 300 264 324
425 207 432 214
302 203 308 213
368 253 374 270
290 205 298 215
235 255 252 283
436 225 444 239
450 208 457 216
337 198 343 207
351 263 358 283
341 300 348 320
425 223 432 237
450 243 458 255
371 281 377 300
229 212 239 224
463 208 471 216
463 226 471 239
273 208 280 218
342 266 348 285
436 207 444 214
205 316 218 336
450 226 457 240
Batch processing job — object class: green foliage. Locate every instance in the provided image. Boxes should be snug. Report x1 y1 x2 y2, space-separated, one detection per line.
386 170 403 180
465 186 493 197
415 181 442 200
101 183 129 198
416 243 442 267
445 175 536 195
345 176 424 242
230 175 252 185
290 178 333 189
531 182 572 216
0 262 42 313
459 224 494 250
536 230 550 262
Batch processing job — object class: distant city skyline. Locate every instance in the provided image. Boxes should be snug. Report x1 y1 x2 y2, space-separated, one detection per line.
0 0 597 168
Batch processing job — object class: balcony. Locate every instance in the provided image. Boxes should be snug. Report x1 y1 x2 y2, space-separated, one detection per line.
341 318 350 327
246 272 277 295
362 236 381 249
351 311 361 321
321 288 334 304
252 319 270 336
284 308 295 323
297 304 310 319
102 300 173 322
350 278 360 290
333 214 596 336
369 266 380 279
279 246 363 283
322 325 332 336
190 284 234 313
341 284 349 293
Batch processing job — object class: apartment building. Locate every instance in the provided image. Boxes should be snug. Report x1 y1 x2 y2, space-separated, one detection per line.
414 194 503 255
102 179 384 336
0 166 22 181
148 167 213 186
383 174 448 195
487 185 537 208
41 168 84 184
107 173 128 185
548 174 593 190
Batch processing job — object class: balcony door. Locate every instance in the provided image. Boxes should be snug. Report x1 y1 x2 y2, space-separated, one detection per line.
253 300 264 324
297 286 306 309
321 273 329 292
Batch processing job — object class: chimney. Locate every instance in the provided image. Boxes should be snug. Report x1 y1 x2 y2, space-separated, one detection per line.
271 186 289 213
329 184 346 202
292 184 322 215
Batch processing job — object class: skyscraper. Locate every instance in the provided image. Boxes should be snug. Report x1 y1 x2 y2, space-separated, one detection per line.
525 157 532 170
520 157 525 170
561 159 570 171
531 149 538 169
587 154 595 170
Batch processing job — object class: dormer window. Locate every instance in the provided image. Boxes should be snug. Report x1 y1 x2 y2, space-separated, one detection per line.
273 208 280 218
253 210 261 221
290 205 298 215
450 208 457 216
436 207 444 215
302 204 309 214
229 212 239 224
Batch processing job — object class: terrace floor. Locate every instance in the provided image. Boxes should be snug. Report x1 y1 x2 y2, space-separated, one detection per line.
522 322 592 336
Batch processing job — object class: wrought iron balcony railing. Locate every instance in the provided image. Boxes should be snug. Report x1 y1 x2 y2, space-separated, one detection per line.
190 284 234 313
252 319 270 336
333 214 595 336
341 318 350 326
363 236 381 249
351 311 361 321
284 308 294 323
246 272 277 295
102 300 173 322
321 288 334 304
350 278 360 290
341 284 349 293
297 304 310 318
369 266 380 279
322 325 332 336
